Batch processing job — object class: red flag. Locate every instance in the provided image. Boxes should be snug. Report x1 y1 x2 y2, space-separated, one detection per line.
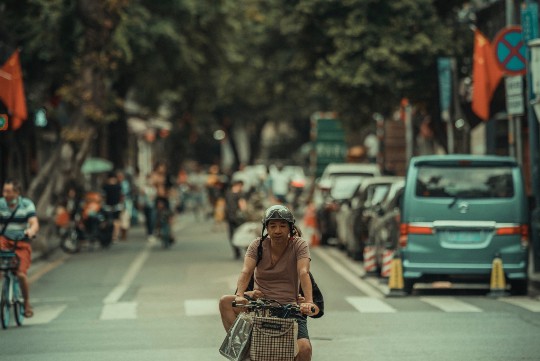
0 50 27 130
471 30 504 121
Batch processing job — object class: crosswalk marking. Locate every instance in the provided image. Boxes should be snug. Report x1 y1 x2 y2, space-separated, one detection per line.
419 297 482 312
346 296 397 313
185 299 220 316
501 297 540 312
100 302 137 320
25 304 67 325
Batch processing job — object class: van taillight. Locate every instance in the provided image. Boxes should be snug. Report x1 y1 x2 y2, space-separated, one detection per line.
496 225 529 247
399 223 433 247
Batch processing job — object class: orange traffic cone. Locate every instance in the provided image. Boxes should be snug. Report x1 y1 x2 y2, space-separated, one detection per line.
303 203 320 247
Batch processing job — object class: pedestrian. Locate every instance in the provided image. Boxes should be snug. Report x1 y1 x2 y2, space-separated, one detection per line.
101 171 123 241
224 178 247 259
140 173 157 242
219 205 320 361
116 170 132 241
269 163 291 205
0 178 40 318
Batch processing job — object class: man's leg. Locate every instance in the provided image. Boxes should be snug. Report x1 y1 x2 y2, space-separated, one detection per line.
17 271 33 317
219 295 241 331
296 338 312 361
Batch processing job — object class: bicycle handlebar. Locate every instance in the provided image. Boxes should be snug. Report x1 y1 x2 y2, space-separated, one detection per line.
232 298 315 314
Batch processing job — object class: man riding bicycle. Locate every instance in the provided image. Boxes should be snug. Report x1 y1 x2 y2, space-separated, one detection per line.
0 179 39 318
219 205 321 361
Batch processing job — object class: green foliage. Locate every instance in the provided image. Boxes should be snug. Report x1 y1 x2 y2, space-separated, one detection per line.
0 0 471 152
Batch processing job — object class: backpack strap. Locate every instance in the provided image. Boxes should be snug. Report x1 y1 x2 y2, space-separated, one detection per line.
1 204 20 236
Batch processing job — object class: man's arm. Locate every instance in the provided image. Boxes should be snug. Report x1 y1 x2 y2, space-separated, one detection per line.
235 256 257 301
297 257 316 315
25 215 39 238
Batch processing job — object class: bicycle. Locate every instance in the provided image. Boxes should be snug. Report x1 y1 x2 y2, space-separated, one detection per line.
0 236 27 329
227 298 315 361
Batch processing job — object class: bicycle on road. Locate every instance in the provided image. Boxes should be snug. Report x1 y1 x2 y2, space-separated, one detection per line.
223 298 314 360
0 236 27 329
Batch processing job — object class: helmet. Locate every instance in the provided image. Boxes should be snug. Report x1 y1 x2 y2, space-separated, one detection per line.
262 205 295 226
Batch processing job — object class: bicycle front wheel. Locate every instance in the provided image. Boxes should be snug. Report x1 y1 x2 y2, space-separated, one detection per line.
1 277 11 329
13 279 24 326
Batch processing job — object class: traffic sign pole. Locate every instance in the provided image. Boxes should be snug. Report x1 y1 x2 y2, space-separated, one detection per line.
523 0 540 273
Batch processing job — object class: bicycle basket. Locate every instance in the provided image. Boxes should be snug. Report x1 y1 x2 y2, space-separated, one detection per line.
0 251 19 271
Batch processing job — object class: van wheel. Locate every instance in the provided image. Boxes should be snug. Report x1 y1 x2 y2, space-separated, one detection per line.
510 280 528 296
403 279 414 295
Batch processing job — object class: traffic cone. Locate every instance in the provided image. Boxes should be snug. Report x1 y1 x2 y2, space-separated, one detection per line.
380 249 394 278
387 250 407 297
487 254 509 297
303 202 320 247
363 245 377 275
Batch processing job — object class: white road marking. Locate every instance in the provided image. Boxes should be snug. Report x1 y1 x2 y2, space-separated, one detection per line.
25 304 67 325
185 299 220 316
100 302 137 320
420 297 482 312
346 296 397 313
312 247 383 298
501 297 540 312
103 244 151 304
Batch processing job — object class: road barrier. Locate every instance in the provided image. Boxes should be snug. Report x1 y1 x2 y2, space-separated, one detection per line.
363 245 377 274
488 254 509 297
380 249 394 278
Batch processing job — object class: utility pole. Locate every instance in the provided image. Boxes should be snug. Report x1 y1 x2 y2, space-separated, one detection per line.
523 0 540 272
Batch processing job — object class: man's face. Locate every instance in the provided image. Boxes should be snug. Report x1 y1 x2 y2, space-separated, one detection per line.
267 220 290 241
2 183 19 205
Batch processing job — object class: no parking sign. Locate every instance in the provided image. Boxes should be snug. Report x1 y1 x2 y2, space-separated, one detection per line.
493 26 527 76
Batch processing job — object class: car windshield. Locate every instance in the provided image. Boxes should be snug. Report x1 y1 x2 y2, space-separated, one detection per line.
416 165 514 198
330 176 364 200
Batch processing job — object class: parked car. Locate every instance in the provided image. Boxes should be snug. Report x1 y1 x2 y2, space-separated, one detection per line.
368 179 405 271
317 175 365 245
314 163 381 245
342 176 402 260
400 155 529 295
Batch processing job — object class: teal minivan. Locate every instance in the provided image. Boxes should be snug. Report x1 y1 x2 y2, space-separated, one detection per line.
400 155 529 295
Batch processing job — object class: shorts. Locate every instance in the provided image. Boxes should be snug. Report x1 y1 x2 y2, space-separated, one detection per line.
0 238 32 275
295 316 309 340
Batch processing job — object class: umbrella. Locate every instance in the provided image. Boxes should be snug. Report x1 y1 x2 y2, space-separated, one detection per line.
81 157 114 174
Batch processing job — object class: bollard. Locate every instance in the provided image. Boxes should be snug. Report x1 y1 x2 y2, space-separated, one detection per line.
487 254 509 297
387 250 407 297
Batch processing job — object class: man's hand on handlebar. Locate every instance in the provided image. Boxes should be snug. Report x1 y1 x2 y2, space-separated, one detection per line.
297 294 318 316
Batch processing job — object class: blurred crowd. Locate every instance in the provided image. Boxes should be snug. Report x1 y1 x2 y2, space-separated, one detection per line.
54 160 310 252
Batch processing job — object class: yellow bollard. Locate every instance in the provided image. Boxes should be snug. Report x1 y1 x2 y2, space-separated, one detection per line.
387 252 407 297
488 254 509 297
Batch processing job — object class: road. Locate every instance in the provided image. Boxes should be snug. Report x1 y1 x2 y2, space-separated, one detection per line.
1 213 540 361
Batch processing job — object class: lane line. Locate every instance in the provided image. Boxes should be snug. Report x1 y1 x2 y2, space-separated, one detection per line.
346 296 397 313
28 254 70 285
312 247 383 298
501 297 540 312
25 304 67 325
103 244 151 304
420 297 482 312
185 299 220 316
100 302 137 320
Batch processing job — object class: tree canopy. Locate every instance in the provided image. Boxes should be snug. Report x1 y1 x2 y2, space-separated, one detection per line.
0 0 471 171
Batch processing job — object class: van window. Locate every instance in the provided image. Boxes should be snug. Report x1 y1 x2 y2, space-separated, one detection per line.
415 166 514 198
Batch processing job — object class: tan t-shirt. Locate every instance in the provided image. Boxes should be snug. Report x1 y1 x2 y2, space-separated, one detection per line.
246 236 310 304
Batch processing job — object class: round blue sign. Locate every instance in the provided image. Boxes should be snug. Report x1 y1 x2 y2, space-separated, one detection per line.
493 26 526 75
